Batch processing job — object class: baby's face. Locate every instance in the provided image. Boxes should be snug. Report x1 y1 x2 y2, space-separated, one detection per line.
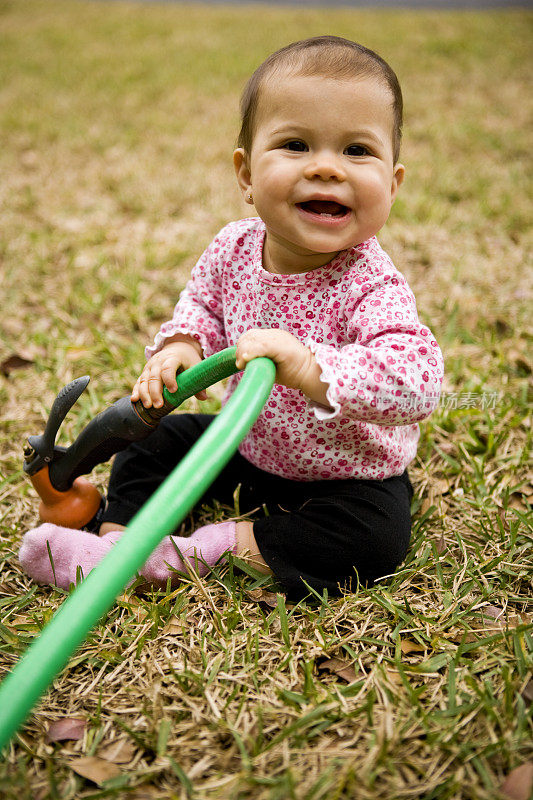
234 73 404 274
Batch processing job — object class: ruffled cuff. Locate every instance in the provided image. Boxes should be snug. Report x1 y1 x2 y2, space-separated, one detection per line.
306 339 342 421
145 323 214 361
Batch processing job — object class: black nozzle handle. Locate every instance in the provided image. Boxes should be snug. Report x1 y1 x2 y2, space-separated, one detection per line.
24 376 91 475
48 396 162 492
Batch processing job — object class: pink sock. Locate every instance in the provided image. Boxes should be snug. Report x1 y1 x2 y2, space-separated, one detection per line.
19 521 237 590
19 524 123 590
140 521 237 586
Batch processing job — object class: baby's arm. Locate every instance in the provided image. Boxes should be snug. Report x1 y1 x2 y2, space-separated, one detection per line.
235 329 330 407
305 275 444 425
132 333 207 409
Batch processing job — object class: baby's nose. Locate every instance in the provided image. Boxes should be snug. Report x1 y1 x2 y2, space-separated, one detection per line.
303 152 346 181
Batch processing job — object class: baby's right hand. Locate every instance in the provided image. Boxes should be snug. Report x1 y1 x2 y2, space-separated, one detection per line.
131 336 207 409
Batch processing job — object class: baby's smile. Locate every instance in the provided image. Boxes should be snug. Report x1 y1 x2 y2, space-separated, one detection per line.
296 199 351 220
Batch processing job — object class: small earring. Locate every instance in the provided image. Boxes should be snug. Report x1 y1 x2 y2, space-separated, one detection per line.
247 193 253 203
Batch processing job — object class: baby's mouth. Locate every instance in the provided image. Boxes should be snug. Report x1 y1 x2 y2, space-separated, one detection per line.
297 200 350 218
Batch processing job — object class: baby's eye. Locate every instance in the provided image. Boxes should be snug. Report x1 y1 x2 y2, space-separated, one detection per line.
282 140 308 152
345 144 369 157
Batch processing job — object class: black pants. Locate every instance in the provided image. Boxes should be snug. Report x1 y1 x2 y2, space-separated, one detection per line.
102 414 413 600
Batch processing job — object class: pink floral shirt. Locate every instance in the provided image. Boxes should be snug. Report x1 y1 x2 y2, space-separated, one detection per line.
147 218 443 481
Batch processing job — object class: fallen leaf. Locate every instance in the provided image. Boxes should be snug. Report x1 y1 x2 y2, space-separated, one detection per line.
317 657 357 683
483 605 505 621
45 717 86 743
501 762 533 800
471 605 528 632
70 756 122 785
99 738 136 764
246 588 278 608
384 667 404 687
400 639 426 656
164 616 185 635
433 478 451 496
508 493 530 512
0 353 34 376
420 498 435 516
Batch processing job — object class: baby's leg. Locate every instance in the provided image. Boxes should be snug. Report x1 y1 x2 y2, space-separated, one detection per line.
19 520 271 590
251 472 414 600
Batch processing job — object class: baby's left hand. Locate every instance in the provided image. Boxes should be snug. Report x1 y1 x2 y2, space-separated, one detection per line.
235 329 313 391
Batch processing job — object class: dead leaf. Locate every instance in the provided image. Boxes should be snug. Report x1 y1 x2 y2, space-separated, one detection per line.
400 639 426 656
384 667 404 687
435 531 447 554
246 588 278 608
0 353 34 376
420 498 435 516
433 478 451 496
508 493 530 512
501 762 533 800
45 717 86 743
164 616 185 635
483 605 505 621
317 657 357 683
99 738 136 764
70 756 122 785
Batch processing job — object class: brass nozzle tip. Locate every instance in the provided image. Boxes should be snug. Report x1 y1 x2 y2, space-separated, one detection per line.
23 441 35 459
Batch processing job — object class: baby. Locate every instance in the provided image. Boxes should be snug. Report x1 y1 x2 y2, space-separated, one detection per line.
20 36 443 600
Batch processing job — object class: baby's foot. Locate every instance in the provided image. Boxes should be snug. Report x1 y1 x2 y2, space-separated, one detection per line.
140 521 237 586
19 524 123 589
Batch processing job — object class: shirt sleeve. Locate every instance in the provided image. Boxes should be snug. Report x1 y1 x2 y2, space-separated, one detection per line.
307 271 443 426
145 231 228 360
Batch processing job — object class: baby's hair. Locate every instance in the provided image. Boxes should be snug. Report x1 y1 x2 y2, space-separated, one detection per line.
238 35 403 163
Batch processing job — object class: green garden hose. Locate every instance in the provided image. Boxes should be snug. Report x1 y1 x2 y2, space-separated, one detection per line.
0 348 276 751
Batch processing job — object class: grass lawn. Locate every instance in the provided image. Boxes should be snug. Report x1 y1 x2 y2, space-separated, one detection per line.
0 1 532 798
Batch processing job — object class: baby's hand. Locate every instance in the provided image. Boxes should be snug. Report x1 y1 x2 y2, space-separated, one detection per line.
235 329 313 391
131 335 207 409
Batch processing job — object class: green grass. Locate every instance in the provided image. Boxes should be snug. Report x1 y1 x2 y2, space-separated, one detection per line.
0 2 532 798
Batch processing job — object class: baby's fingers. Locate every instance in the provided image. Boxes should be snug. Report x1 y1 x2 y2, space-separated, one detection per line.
160 360 180 394
131 379 141 403
160 350 203 395
235 336 272 371
131 358 165 409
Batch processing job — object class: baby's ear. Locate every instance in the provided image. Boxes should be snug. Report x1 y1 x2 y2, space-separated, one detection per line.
391 163 405 203
233 148 253 201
